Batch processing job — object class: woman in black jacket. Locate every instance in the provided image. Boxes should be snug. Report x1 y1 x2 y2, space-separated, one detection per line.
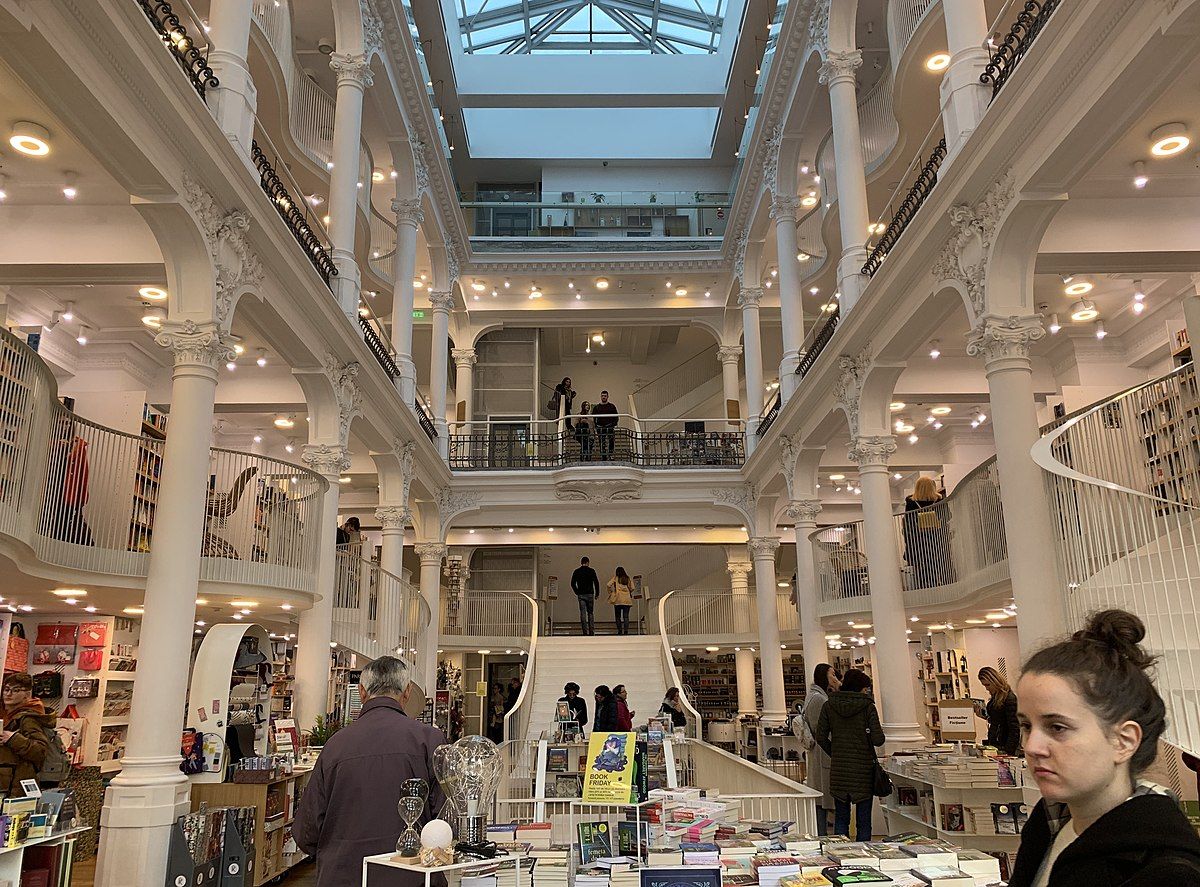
592 685 619 732
1009 610 1200 886
658 687 687 728
815 669 884 841
978 666 1020 755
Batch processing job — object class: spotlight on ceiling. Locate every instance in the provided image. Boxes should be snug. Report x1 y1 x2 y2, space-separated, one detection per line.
1149 122 1190 157
9 121 50 156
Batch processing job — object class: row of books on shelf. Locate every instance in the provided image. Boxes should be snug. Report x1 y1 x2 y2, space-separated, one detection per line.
887 750 1025 789
891 790 1027 836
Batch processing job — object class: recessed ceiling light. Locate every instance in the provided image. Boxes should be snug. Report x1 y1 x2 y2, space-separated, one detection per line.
675 287 687 297
925 52 950 71
800 195 818 207
930 406 952 415
85 606 97 613
9 121 50 156
138 286 168 301
371 169 385 182
829 473 845 481
1149 122 1190 157
595 277 609 290
471 280 486 291
274 414 295 428
52 588 86 597
1070 299 1099 322
230 600 258 608
123 607 144 615
141 305 166 328
965 618 987 624
890 401 905 411
1064 280 1093 296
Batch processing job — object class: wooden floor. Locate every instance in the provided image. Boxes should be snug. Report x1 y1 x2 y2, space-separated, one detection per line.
71 857 318 885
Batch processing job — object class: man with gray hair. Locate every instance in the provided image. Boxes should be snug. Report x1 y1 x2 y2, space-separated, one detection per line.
295 655 446 886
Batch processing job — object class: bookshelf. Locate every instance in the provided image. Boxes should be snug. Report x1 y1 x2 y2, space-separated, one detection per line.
1138 346 1200 508
129 404 166 552
675 654 746 722
269 638 294 725
916 646 971 741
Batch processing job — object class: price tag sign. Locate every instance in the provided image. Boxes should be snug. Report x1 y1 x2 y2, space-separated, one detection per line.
20 779 41 798
939 700 977 740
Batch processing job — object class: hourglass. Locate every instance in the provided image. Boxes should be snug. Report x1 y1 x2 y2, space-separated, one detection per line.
396 779 429 857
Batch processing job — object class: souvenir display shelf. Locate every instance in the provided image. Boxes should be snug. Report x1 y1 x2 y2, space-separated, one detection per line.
0 826 88 886
362 851 529 887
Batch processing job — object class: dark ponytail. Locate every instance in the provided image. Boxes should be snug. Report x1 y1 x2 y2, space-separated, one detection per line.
1023 609 1165 774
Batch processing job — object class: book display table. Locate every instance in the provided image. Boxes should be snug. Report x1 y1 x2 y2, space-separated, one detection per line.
362 851 529 887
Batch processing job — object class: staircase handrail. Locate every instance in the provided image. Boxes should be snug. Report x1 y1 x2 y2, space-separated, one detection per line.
631 345 719 418
657 591 704 739
503 593 539 742
331 549 431 661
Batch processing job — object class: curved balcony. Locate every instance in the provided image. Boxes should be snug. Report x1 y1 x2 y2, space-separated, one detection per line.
1034 362 1200 757
0 327 327 598
887 0 938 72
332 548 431 661
658 589 801 648
440 589 538 651
810 459 1010 621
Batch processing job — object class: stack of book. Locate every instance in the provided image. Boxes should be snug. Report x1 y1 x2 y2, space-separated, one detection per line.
530 845 570 887
752 854 801 887
680 843 720 865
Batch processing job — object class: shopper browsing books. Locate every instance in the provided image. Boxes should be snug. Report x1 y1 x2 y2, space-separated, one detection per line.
592 685 620 732
815 668 884 841
612 685 634 730
801 663 841 835
1008 609 1200 887
977 665 1020 755
294 656 445 887
0 672 53 797
559 682 589 736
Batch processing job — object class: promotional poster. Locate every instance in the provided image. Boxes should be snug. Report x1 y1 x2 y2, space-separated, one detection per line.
582 730 635 803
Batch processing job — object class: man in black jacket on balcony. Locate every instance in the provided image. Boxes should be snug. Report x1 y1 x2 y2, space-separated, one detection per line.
591 390 619 460
571 556 601 635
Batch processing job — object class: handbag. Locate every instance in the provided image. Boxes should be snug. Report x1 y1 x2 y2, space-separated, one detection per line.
871 746 893 798
78 648 104 672
917 509 941 530
32 670 64 700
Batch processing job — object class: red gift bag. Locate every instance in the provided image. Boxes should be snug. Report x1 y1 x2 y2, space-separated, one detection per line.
5 623 29 673
35 624 79 646
78 648 104 672
79 622 107 648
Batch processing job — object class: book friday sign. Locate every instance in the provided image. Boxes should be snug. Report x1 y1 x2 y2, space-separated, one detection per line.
582 731 636 803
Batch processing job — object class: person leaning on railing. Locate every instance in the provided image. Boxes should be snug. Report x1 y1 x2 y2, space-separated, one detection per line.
902 476 954 589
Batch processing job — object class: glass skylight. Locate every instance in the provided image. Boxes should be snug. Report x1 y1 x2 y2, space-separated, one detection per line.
457 0 725 55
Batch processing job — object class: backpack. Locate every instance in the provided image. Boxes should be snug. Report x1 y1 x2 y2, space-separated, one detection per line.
36 723 72 784
792 709 816 752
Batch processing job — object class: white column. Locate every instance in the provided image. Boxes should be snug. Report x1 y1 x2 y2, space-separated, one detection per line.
327 52 373 318
376 506 407 578
850 436 924 745
452 348 476 434
392 198 423 404
728 560 757 716
749 537 787 725
967 315 1066 654
428 291 452 456
294 445 345 732
95 323 228 887
940 0 992 165
206 0 257 154
718 346 743 431
772 196 805 398
740 287 765 440
819 51 871 313
789 500 827 669
416 543 446 691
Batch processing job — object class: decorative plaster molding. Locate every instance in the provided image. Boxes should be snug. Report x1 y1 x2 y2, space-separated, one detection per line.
428 290 454 312
392 197 424 227
748 536 781 559
409 132 431 197
154 319 235 368
444 239 461 287
762 125 784 197
966 314 1046 364
734 227 749 285
818 49 862 86
437 486 480 534
375 505 409 530
464 257 726 274
180 175 263 328
785 499 822 523
779 434 799 501
727 562 753 581
397 438 417 507
738 286 764 309
807 0 829 52
717 345 743 364
323 354 363 446
302 442 351 476
848 434 897 467
834 346 872 438
75 346 162 389
770 195 802 222
415 541 447 563
329 52 374 88
932 171 1016 319
451 348 477 367
360 0 385 57
554 478 643 504
711 484 756 525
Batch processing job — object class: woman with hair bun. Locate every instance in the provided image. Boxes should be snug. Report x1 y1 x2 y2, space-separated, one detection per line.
1010 609 1200 886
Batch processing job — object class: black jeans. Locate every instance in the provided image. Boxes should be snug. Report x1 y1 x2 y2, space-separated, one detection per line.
597 425 615 459
614 605 631 635
577 594 595 635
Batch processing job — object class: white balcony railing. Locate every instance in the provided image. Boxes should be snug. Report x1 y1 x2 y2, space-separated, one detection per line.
0 326 327 595
630 346 720 419
810 458 1009 617
332 548 431 662
859 67 899 172
659 590 800 643
1034 362 1200 757
887 0 938 67
441 590 537 642
368 206 398 283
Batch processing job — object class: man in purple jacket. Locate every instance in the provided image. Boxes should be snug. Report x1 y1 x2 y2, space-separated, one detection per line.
294 656 446 886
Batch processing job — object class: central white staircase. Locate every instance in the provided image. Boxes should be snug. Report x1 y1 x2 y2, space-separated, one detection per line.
520 635 670 740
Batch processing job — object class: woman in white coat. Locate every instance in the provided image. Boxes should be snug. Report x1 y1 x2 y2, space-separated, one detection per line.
800 663 840 835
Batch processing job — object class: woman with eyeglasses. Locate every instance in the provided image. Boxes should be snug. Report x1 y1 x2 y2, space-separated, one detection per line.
0 673 53 797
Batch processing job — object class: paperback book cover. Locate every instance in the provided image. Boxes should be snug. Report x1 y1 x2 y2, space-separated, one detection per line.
547 746 570 772
617 820 649 857
583 731 636 803
639 866 721 887
578 821 613 863
821 867 894 885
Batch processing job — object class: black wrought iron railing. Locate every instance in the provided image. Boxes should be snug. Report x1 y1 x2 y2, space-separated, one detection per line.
135 1 219 99
448 428 745 470
796 312 840 379
861 138 948 278
981 0 1062 99
250 141 338 286
360 318 400 380
416 401 438 441
757 393 781 437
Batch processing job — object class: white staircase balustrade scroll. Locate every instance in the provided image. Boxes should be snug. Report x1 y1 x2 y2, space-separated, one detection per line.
1033 363 1200 757
500 593 540 743
331 548 431 663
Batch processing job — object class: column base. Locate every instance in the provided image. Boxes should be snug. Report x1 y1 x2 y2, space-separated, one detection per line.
208 53 257 156
434 419 450 459
398 357 417 403
779 351 800 401
759 710 788 729
95 758 192 887
881 721 927 751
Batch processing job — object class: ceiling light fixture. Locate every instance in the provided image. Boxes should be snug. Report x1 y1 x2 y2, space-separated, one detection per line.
1149 122 1190 157
675 287 688 297
503 278 511 288
256 349 268 367
595 277 609 290
139 286 168 301
1132 160 1148 189
925 52 950 72
797 252 810 261
1064 280 1093 296
75 327 88 346
1070 298 1099 321
1048 313 1061 334
9 122 50 156
890 401 905 411
52 589 85 597
1094 320 1107 339
471 280 486 292
371 169 385 183
928 340 940 359
274 414 296 429
140 304 166 329
930 405 952 415
61 171 78 200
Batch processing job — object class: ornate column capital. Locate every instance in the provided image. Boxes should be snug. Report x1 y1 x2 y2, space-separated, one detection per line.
931 172 1016 319
301 442 351 477
375 505 410 531
770 194 802 223
848 434 897 468
428 290 454 313
785 499 822 524
738 286 764 309
818 50 862 87
415 542 447 563
727 561 753 583
329 52 373 88
748 537 781 560
155 320 235 370
391 197 425 228
966 313 1045 365
323 354 363 448
451 348 477 368
717 345 743 365
834 345 872 439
